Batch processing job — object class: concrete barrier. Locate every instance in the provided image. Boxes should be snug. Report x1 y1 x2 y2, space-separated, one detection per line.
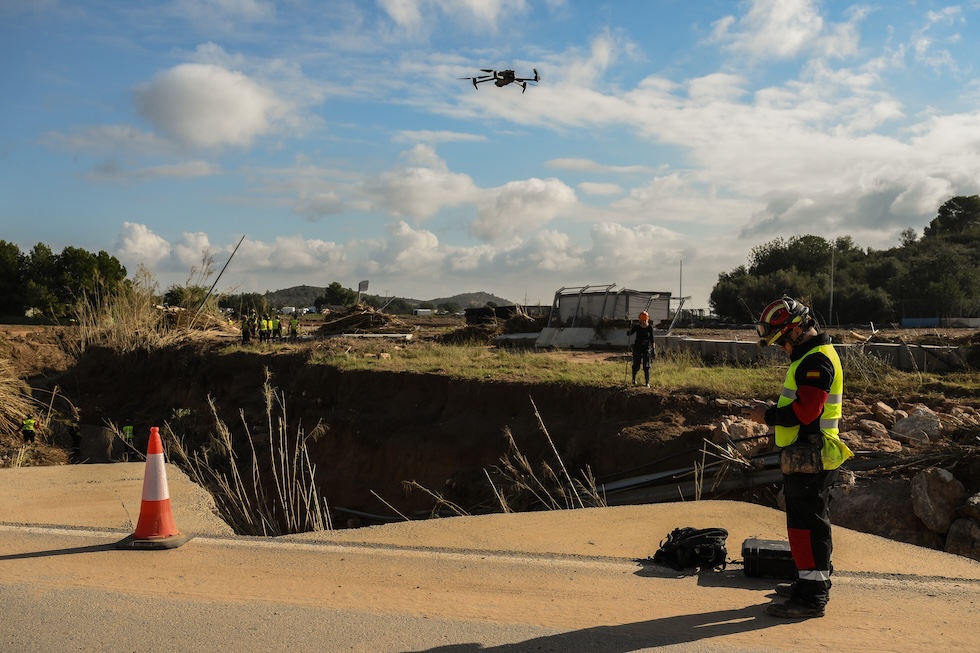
523 329 968 371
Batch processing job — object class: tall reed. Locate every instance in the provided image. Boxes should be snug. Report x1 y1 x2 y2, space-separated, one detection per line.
163 368 331 536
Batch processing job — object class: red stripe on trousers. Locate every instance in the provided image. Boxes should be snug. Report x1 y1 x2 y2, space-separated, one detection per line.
788 527 816 570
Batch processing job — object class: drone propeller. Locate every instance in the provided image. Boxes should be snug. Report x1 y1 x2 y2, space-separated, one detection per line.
458 73 496 89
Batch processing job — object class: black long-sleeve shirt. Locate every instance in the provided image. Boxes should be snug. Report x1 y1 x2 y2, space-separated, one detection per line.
627 323 654 350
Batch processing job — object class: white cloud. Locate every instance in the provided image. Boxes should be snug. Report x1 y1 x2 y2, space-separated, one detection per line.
471 177 578 241
114 223 172 266
578 182 622 196
890 177 954 218
379 0 530 35
135 161 220 179
41 124 172 156
392 130 487 144
364 144 480 219
172 232 214 271
134 63 287 149
366 220 444 275
911 7 963 71
293 191 345 219
711 0 824 60
516 229 585 272
547 158 655 174
168 0 276 29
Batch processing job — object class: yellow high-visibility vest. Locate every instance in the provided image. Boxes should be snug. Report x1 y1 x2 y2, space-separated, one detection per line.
775 343 853 470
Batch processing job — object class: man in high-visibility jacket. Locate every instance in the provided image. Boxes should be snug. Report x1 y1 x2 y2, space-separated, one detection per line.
21 416 37 444
122 419 134 462
741 296 853 619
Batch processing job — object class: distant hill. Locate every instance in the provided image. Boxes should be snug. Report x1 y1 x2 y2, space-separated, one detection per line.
429 291 514 308
256 286 513 310
261 285 324 309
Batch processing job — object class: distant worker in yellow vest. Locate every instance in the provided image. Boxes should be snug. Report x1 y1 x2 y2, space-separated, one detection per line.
122 419 134 462
259 316 270 343
272 315 282 340
69 418 82 461
289 316 299 341
741 296 853 619
240 313 251 344
21 416 37 444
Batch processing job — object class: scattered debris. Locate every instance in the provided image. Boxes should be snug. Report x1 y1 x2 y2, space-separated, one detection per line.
314 304 411 336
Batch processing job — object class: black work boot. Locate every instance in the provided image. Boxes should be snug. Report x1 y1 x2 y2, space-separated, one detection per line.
766 600 825 618
774 581 795 598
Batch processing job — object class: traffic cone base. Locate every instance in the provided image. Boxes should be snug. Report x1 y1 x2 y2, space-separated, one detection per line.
115 531 192 550
115 426 191 550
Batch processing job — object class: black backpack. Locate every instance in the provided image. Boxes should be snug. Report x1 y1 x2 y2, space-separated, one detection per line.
651 527 729 571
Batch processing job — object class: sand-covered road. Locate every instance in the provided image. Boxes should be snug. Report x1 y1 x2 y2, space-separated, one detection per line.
1 464 978 652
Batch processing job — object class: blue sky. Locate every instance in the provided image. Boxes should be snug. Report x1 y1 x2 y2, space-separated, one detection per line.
2 1 978 309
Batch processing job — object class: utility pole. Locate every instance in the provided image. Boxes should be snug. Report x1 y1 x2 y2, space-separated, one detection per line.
828 243 835 327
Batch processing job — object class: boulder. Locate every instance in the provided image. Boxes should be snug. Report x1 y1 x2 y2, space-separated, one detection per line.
831 478 943 550
911 467 966 534
872 401 897 427
944 518 980 562
891 405 942 443
959 493 980 521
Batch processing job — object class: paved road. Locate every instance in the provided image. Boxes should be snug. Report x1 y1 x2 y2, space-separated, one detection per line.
2 523 979 653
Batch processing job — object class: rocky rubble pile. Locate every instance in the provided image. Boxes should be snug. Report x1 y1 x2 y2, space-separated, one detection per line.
707 401 980 562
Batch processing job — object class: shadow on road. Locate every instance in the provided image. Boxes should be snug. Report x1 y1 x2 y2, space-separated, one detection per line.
399 604 784 653
0 542 117 561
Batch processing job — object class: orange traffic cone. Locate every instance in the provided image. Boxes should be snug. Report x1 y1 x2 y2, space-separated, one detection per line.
115 426 192 550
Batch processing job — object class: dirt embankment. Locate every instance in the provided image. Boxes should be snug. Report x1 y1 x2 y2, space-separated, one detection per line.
33 342 722 518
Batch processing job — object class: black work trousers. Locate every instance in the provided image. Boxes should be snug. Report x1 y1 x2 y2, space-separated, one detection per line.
783 467 838 607
632 345 652 376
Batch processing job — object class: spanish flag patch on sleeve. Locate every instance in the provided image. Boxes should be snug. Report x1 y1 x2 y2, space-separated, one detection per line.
806 370 821 379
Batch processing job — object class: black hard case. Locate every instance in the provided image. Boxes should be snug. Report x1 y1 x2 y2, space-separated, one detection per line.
741 538 797 579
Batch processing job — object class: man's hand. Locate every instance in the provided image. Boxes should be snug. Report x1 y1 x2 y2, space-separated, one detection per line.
739 399 769 424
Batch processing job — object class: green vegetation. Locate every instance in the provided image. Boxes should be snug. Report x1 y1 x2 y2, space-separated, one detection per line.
0 240 127 318
710 195 980 324
304 339 978 401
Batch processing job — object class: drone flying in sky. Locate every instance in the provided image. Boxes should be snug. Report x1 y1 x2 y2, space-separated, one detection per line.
459 68 540 93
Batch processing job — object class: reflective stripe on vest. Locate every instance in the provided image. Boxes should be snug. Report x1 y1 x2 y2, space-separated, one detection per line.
775 343 853 470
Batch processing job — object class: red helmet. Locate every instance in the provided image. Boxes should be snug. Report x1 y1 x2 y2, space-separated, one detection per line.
757 296 811 346
638 311 649 322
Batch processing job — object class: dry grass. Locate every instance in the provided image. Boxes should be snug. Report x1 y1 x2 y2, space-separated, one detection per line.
0 350 68 467
163 368 331 536
485 397 606 513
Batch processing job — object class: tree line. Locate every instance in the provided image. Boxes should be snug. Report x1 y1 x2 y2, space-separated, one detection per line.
709 196 980 325
0 241 127 317
6 196 976 325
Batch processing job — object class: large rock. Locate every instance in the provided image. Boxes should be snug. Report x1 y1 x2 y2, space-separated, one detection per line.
872 401 897 427
891 405 942 443
960 493 980 521
911 467 966 534
831 478 943 549
944 518 980 562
